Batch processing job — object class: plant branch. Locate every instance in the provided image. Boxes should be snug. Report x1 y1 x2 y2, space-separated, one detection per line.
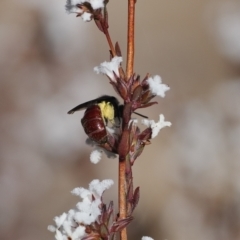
118 1 136 239
119 160 127 240
126 0 135 80
104 28 116 57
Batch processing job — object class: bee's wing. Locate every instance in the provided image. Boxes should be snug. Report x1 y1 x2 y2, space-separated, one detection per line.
67 99 98 114
67 95 115 114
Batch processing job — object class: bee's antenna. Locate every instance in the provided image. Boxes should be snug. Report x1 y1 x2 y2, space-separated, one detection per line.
118 105 148 119
133 111 148 119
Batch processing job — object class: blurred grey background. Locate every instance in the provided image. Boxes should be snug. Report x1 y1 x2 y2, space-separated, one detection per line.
1 0 240 239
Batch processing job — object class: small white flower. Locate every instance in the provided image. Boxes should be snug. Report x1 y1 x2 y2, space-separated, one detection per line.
142 114 171 138
147 75 170 97
90 148 102 164
94 56 123 80
81 12 92 22
90 0 104 10
65 0 104 14
142 237 154 240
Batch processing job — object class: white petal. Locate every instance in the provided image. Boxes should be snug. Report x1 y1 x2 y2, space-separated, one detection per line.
142 114 171 138
142 237 154 240
152 114 172 138
54 213 67 228
55 229 65 240
47 225 56 232
147 75 170 97
90 0 104 9
90 149 102 164
90 179 114 196
76 200 92 212
90 199 102 218
81 12 92 22
74 211 96 225
62 220 73 236
71 0 83 5
89 179 100 192
71 187 91 199
94 56 123 80
71 225 86 240
65 0 83 14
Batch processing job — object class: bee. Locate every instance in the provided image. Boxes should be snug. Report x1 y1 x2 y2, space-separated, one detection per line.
68 95 122 144
68 95 148 145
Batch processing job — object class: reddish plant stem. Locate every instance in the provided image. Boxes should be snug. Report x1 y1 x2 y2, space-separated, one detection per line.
118 128 130 240
104 29 116 57
119 160 127 240
118 1 135 240
126 0 135 80
118 108 132 240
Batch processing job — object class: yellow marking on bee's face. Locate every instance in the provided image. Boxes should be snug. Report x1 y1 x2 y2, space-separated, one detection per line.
98 101 115 123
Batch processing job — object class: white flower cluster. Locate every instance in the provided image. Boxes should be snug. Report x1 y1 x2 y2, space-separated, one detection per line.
48 179 114 240
94 56 123 80
65 0 105 21
142 114 172 138
147 75 170 98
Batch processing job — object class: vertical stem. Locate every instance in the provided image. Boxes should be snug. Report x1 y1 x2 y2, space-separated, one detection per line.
119 1 135 240
118 104 132 240
119 160 127 240
118 129 130 240
126 0 135 80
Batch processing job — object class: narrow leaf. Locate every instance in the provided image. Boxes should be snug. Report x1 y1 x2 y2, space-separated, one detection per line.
132 187 140 212
115 42 122 57
110 216 134 233
94 19 104 32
